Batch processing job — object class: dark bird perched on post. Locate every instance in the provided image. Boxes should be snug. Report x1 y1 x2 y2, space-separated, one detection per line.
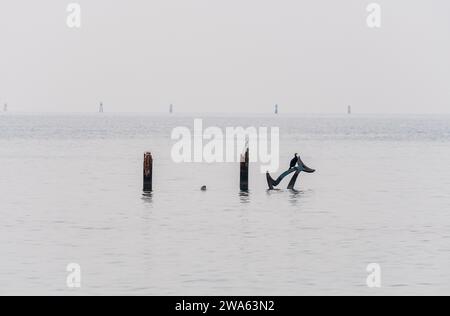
289 153 298 169
267 154 315 190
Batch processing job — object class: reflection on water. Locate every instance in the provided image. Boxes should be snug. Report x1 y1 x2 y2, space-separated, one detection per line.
239 191 250 204
288 190 302 206
141 192 153 204
1 115 450 295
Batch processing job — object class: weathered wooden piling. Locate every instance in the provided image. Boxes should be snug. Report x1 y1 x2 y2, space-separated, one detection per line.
240 148 249 191
143 152 153 192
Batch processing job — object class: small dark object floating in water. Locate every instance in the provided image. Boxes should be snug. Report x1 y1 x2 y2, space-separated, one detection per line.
201 186 207 191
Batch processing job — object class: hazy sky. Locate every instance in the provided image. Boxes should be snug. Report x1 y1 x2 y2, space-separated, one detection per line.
0 0 449 113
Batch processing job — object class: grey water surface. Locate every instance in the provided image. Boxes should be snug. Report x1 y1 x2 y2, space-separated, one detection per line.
1 113 450 295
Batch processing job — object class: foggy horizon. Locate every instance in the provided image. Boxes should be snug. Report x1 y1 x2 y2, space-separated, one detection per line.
1 0 450 114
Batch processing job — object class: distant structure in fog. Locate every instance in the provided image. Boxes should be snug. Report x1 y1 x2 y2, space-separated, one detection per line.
275 104 279 114
348 105 352 115
169 104 173 114
99 102 104 113
3 103 7 112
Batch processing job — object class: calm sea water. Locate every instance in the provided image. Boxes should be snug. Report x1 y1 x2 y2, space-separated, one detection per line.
1 113 450 295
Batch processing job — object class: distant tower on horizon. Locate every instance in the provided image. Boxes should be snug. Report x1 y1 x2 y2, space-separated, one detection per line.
169 104 173 114
99 102 104 113
275 104 279 115
348 105 352 115
3 103 7 112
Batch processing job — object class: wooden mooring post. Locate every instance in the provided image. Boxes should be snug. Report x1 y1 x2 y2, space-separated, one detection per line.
143 152 153 192
240 148 249 191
